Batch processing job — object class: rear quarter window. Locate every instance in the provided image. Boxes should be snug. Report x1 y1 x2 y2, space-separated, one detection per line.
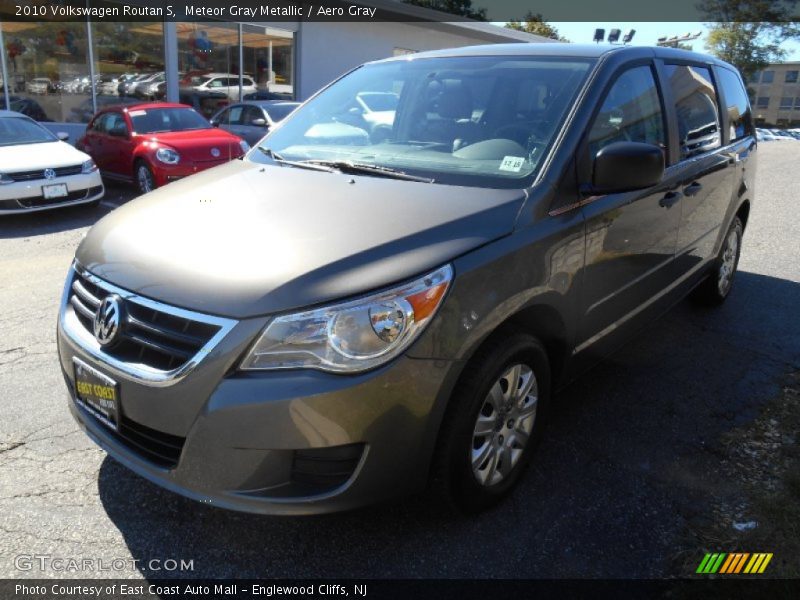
716 67 753 142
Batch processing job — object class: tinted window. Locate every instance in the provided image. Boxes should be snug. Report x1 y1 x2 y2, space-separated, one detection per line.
242 106 264 125
717 67 753 142
664 65 721 159
588 65 666 157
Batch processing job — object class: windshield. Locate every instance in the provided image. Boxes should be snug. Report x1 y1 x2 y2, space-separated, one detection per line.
252 55 593 188
129 107 210 134
358 92 399 112
0 116 56 146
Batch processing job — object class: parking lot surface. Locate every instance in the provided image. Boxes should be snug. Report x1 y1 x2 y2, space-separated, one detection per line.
1 144 798 579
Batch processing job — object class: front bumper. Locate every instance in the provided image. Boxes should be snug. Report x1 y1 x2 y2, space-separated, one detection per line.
0 172 104 214
58 296 457 515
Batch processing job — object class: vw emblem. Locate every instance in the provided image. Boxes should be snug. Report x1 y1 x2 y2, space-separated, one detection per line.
44 168 56 180
210 147 221 158
93 295 124 347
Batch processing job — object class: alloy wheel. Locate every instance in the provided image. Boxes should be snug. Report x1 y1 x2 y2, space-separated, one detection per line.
718 227 739 295
471 363 538 486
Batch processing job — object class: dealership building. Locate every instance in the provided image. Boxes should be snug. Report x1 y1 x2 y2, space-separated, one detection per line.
0 1 548 137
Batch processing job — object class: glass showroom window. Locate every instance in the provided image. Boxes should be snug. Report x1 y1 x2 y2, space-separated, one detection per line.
176 22 241 118
90 22 165 117
241 24 294 100
1 21 90 122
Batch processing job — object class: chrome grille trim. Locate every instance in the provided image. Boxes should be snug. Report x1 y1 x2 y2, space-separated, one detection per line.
59 263 238 386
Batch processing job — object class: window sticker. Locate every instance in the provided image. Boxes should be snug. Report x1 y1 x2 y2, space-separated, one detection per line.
128 110 147 117
499 155 525 172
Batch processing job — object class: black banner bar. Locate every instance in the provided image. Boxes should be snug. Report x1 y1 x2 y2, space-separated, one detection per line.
1 0 799 23
2 579 800 600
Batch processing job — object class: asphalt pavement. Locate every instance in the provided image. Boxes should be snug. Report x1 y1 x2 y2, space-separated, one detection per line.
1 144 798 579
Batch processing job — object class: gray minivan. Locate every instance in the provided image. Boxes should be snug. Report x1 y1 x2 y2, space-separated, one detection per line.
57 44 756 514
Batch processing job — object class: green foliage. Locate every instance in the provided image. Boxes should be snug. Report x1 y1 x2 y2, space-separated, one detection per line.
699 0 800 81
505 13 569 42
402 0 487 21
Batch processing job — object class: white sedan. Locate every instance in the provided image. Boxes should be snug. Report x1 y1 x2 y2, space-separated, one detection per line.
0 110 104 214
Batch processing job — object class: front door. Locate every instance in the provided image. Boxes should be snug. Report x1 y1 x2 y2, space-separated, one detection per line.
576 63 682 355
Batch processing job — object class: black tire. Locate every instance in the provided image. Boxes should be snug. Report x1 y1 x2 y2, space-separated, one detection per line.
431 332 551 513
134 160 156 195
691 217 743 306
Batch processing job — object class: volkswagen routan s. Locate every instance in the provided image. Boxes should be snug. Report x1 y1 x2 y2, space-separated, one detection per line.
57 44 756 514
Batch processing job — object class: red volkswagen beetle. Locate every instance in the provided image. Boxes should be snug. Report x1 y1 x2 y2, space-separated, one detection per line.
77 102 248 194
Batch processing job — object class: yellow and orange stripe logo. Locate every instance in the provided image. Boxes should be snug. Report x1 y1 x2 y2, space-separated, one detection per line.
697 552 773 574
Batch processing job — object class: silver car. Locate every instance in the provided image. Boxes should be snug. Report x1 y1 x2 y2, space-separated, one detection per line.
210 101 300 146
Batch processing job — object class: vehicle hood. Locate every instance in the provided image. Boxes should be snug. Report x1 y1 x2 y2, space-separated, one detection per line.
76 159 525 318
139 129 243 161
0 141 89 170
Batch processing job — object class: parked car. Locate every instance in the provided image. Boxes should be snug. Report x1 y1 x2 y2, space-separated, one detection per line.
191 73 257 101
7 96 50 122
134 72 166 99
25 77 52 95
122 72 161 97
76 102 249 194
210 100 300 146
0 110 103 214
756 130 775 142
58 44 756 515
98 73 136 96
243 89 294 102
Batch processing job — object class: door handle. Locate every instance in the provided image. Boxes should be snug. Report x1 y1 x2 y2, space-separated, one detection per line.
683 182 703 197
659 191 682 209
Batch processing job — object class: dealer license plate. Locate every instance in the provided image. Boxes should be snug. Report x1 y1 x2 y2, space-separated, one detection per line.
73 357 119 431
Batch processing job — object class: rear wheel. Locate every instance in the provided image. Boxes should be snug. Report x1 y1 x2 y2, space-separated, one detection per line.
431 332 550 513
691 217 743 306
135 161 156 195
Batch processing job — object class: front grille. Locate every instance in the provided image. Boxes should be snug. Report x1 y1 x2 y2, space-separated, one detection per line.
0 186 103 211
116 415 186 468
8 164 83 181
69 269 222 372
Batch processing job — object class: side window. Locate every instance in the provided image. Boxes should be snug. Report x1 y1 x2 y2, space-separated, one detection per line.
105 113 128 136
208 78 223 89
588 65 666 158
214 108 230 125
243 77 255 87
242 106 263 125
90 113 110 133
716 67 753 142
227 106 244 125
664 64 721 159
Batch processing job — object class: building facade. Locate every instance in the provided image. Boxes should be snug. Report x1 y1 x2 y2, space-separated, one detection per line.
0 4 548 138
749 61 800 127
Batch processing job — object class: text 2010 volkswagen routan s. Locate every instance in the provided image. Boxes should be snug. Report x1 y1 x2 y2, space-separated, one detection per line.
58 44 756 514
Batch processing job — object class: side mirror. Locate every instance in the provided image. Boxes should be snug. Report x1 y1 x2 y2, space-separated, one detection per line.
591 141 664 194
56 131 70 141
251 118 267 127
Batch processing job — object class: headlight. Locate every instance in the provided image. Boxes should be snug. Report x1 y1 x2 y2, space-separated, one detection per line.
155 147 180 164
239 140 250 153
240 264 453 373
0 173 13 185
81 159 98 174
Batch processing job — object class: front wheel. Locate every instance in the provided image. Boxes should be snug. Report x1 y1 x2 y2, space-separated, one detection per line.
431 332 550 513
691 216 743 306
135 161 156 195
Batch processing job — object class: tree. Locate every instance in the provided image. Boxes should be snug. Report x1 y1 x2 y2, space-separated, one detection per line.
699 0 799 82
402 0 487 21
505 13 569 42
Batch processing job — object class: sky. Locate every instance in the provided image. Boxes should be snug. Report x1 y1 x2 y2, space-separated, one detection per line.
547 22 800 61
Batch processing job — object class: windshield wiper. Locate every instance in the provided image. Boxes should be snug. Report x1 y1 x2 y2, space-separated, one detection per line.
256 147 337 173
305 160 435 183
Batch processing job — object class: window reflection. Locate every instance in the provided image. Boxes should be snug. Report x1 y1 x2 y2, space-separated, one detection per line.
665 65 721 159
